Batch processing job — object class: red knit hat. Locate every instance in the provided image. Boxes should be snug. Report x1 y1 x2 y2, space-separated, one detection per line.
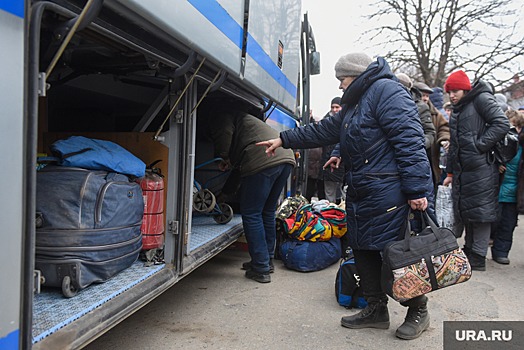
444 70 471 92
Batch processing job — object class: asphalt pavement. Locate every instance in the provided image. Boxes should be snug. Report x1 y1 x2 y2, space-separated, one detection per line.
86 218 524 350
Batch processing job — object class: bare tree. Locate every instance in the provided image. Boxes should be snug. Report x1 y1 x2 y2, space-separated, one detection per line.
365 0 524 89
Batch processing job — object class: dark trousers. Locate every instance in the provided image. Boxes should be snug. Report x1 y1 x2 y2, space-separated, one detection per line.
492 202 518 258
353 249 427 307
305 177 325 201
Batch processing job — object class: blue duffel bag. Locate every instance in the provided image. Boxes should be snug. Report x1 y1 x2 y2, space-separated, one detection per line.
279 238 341 272
49 136 146 177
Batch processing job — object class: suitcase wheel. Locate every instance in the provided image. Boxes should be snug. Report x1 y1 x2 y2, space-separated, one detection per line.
193 189 217 213
62 276 78 298
213 203 233 224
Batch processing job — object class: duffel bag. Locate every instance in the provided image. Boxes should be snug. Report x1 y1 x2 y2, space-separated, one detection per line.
381 211 471 302
35 166 144 297
280 238 341 272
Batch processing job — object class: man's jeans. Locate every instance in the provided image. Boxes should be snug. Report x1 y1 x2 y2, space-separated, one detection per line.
239 164 293 273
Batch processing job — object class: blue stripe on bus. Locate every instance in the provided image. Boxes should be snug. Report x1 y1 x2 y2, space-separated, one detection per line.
186 0 243 49
246 33 297 99
187 0 297 99
0 0 24 18
266 105 299 130
0 329 19 349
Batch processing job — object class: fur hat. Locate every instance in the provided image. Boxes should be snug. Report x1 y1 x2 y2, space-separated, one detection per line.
331 97 342 106
413 82 433 94
494 93 508 112
334 53 373 79
444 70 471 92
396 73 412 89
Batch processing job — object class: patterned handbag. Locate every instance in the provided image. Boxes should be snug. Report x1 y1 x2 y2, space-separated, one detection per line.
381 211 472 302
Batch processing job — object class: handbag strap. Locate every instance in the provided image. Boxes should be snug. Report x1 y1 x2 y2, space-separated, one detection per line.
402 210 439 252
421 211 440 234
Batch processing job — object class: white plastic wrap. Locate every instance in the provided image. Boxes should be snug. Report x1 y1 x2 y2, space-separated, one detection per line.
435 185 456 229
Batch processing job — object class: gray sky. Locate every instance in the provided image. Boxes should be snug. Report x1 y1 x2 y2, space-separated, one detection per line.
301 1 380 119
301 0 524 120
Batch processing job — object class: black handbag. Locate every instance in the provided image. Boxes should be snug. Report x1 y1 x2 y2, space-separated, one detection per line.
381 211 471 302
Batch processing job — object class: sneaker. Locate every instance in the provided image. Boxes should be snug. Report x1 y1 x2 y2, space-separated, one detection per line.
241 259 274 273
245 270 271 283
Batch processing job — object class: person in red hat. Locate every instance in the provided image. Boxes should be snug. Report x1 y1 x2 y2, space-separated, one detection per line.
442 70 510 271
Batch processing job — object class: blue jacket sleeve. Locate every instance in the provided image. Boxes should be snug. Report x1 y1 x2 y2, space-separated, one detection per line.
280 111 343 149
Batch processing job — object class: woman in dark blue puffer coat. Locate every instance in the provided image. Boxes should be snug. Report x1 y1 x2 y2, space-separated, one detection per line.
257 53 434 340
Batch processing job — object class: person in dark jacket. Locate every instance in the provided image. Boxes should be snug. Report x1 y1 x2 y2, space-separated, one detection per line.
414 82 451 190
320 97 345 203
305 113 324 201
396 74 436 152
429 87 448 118
257 53 434 340
208 110 296 283
491 110 524 264
442 70 510 271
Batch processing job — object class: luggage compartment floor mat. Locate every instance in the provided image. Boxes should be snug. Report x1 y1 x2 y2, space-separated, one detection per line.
32 261 164 343
190 214 242 251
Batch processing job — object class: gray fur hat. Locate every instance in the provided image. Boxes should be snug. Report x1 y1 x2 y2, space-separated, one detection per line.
494 93 508 112
396 73 412 89
334 53 373 79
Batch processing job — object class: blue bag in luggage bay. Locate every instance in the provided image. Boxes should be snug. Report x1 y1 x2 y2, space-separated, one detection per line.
35 166 144 297
49 136 146 177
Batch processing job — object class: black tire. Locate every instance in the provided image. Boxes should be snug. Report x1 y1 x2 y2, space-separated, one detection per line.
213 203 234 224
62 276 78 298
193 189 216 213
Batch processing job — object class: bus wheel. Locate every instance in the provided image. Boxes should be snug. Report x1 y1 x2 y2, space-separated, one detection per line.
193 189 216 213
62 276 78 298
213 203 233 224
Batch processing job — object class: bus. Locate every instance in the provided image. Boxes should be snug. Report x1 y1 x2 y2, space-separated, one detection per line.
0 0 318 348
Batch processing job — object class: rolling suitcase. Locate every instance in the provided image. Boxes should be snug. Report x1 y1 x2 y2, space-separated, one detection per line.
35 166 144 297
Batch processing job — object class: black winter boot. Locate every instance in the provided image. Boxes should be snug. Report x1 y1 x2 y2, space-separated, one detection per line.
396 301 430 340
462 246 471 259
341 299 390 329
469 251 486 271
242 259 274 273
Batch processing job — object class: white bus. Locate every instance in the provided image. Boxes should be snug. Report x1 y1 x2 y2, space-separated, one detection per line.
0 1 318 348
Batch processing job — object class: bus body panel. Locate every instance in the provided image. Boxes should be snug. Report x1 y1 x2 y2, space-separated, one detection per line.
244 0 302 111
112 0 301 112
0 2 25 350
112 0 244 77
